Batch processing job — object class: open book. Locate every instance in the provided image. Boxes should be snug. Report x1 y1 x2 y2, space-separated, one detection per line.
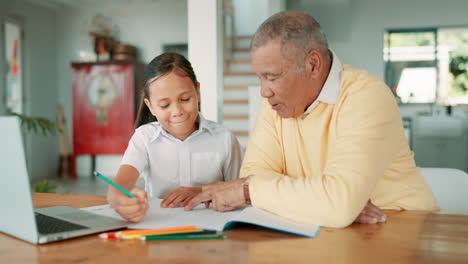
82 198 321 238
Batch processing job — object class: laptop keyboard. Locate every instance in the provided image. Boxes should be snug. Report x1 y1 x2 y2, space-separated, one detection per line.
35 213 89 235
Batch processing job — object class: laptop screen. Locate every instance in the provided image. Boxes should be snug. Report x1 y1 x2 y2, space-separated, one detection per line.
0 117 39 243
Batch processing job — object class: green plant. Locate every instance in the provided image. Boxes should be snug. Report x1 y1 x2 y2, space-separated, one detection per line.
6 110 64 192
449 55 468 94
33 179 62 193
7 110 62 136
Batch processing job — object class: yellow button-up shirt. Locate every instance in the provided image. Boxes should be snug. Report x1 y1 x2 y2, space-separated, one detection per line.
241 63 437 228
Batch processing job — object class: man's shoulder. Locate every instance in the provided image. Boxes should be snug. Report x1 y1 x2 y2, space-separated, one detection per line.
340 64 391 97
337 65 399 115
341 65 383 86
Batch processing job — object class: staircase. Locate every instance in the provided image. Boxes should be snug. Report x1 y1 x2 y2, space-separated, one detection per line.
222 35 259 148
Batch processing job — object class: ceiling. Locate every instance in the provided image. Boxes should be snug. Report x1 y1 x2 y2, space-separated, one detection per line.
25 0 166 10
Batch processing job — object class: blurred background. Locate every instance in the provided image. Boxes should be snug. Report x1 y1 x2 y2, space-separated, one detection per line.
0 0 467 195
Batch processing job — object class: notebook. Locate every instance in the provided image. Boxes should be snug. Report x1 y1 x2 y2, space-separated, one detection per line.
83 198 321 237
0 116 128 244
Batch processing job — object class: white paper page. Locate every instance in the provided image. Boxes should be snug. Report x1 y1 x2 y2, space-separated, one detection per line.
81 204 124 220
227 206 321 237
81 199 241 230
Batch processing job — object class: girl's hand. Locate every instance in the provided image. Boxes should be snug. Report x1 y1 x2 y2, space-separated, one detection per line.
161 187 202 208
110 187 149 223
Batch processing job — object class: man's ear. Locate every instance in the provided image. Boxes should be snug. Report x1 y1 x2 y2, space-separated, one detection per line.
305 50 323 77
143 98 156 116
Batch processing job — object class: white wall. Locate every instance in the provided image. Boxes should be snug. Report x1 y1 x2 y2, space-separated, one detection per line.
233 0 271 36
55 0 188 177
188 0 223 122
0 0 59 180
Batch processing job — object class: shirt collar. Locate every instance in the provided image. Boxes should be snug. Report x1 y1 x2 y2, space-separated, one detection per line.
150 112 212 143
197 113 214 134
303 49 342 116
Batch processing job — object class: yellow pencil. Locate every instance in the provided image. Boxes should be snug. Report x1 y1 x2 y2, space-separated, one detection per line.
116 225 197 237
122 228 204 240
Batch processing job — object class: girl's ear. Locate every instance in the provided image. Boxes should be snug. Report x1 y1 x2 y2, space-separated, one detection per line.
144 98 156 116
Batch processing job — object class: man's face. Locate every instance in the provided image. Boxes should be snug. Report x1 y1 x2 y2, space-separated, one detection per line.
251 41 318 118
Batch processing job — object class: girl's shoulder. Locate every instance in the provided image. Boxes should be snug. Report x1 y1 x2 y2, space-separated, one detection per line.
133 122 162 141
203 119 234 136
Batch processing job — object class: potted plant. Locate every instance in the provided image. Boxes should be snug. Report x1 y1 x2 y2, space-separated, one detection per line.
7 110 63 193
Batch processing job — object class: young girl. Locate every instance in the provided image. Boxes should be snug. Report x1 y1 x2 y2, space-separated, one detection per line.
107 53 243 223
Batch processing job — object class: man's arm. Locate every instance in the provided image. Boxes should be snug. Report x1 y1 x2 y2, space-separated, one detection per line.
245 80 401 228
241 99 285 178
222 132 244 181
186 83 394 227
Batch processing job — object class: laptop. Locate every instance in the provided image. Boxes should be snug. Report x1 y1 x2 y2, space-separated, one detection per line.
0 116 128 244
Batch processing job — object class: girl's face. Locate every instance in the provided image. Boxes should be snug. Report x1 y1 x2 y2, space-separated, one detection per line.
144 71 200 141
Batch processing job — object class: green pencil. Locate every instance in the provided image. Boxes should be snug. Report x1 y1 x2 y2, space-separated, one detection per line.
94 171 136 198
139 234 225 241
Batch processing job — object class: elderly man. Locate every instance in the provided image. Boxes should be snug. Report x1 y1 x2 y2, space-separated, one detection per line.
185 11 436 228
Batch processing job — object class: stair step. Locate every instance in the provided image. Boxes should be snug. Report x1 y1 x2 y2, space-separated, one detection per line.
228 63 252 73
223 34 256 151
225 85 248 90
224 114 248 120
231 52 251 60
224 89 248 100
227 59 251 64
224 99 248 104
223 104 249 115
224 71 256 76
234 38 252 50
236 35 253 40
233 131 249 137
224 119 249 131
224 75 259 86
233 47 250 52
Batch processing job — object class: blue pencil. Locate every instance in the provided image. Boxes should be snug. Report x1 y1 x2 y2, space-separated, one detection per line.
94 171 136 198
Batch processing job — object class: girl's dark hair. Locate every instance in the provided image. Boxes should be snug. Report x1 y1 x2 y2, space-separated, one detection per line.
134 52 198 128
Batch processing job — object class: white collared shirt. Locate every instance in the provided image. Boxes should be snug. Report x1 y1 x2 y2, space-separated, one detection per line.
302 50 342 119
120 113 243 199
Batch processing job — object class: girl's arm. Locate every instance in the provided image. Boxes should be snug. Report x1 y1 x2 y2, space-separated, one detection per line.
107 165 148 223
107 164 139 204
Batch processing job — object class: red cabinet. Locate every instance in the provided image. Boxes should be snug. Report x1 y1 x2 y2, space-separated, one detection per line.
71 62 141 178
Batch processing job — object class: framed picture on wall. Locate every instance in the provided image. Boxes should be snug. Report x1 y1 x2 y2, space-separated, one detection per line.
4 19 23 114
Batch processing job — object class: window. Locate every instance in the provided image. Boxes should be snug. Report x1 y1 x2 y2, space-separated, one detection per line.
384 27 468 105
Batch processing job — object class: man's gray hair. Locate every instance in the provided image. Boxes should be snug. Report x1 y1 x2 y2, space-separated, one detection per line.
251 11 330 71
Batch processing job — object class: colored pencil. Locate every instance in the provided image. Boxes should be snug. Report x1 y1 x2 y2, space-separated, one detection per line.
117 226 197 236
122 228 204 240
139 234 225 241
98 232 118 239
94 171 136 198
98 226 197 239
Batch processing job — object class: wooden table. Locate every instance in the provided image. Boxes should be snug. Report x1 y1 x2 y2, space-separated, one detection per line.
1 193 468 263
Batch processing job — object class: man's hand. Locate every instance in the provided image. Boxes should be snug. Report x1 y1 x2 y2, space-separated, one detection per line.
354 200 386 224
161 187 202 208
184 178 248 212
109 187 149 223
